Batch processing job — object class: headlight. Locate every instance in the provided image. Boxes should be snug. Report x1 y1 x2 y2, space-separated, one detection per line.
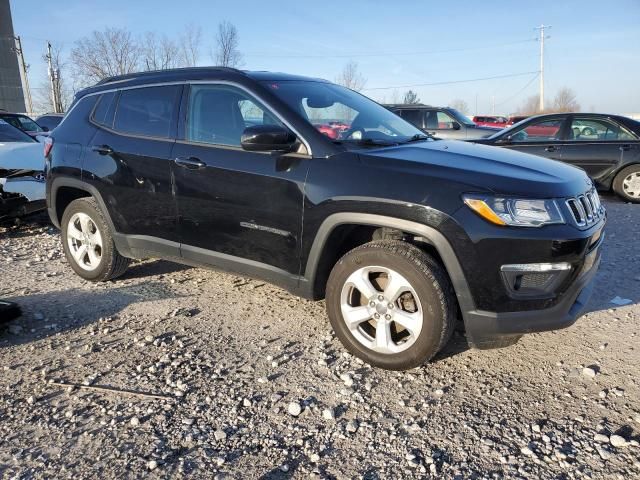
463 194 565 227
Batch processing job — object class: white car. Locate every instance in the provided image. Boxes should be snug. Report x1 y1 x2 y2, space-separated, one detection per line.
0 120 46 222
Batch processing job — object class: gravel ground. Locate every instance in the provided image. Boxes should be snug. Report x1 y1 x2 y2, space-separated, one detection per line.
0 195 638 479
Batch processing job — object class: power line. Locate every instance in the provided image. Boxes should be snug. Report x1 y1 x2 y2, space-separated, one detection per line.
494 72 540 107
244 39 536 59
362 71 540 91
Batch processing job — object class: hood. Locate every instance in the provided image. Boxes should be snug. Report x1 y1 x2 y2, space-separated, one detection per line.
0 142 45 172
360 140 591 198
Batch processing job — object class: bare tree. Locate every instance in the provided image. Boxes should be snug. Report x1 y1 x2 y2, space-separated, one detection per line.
141 32 181 71
551 87 580 112
71 28 140 85
214 21 242 68
335 61 366 92
517 94 542 115
180 24 202 67
401 90 420 104
33 44 72 113
450 99 469 114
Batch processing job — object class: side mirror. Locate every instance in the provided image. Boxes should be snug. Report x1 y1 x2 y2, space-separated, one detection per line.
241 125 297 152
451 121 461 131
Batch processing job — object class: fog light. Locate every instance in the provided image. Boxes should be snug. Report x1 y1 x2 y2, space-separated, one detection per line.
500 263 572 299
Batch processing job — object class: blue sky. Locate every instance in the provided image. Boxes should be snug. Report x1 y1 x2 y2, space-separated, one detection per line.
9 0 640 114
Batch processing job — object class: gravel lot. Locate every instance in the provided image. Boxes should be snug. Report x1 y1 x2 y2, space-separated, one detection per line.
0 195 638 479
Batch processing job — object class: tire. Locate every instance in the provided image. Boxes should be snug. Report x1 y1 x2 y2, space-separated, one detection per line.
60 197 130 281
612 164 640 203
326 240 456 370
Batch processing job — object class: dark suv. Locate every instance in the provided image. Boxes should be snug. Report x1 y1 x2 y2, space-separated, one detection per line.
46 68 605 370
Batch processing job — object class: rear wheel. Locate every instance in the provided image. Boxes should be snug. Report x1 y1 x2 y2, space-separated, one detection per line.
61 198 130 281
612 164 640 203
326 240 456 370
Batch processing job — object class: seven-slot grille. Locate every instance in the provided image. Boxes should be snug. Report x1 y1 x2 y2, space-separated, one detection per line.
565 189 604 227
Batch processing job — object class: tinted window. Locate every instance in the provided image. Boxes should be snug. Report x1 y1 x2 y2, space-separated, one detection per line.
0 114 41 132
399 110 423 128
187 84 282 146
114 86 180 138
36 115 63 130
569 117 638 141
0 119 35 142
510 118 564 142
92 91 117 127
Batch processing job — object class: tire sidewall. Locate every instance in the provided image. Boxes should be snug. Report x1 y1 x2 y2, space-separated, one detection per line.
326 245 448 370
61 199 114 281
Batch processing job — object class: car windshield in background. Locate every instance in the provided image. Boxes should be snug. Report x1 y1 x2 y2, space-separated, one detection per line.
0 120 36 142
36 115 64 130
262 81 426 145
448 108 476 126
0 114 43 133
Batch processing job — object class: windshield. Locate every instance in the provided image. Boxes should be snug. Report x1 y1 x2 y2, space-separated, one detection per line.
0 120 36 143
447 109 475 126
0 114 43 132
262 80 426 145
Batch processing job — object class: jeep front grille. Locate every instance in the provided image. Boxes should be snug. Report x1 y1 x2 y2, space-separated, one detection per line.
565 189 604 227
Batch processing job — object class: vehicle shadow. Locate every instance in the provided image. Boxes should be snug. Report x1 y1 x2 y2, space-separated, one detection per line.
0 281 183 349
121 258 192 279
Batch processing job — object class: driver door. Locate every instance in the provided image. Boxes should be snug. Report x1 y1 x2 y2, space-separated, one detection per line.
171 83 310 275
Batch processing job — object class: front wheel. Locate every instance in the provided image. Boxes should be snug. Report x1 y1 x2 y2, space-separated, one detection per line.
326 240 457 370
61 198 130 281
612 164 640 203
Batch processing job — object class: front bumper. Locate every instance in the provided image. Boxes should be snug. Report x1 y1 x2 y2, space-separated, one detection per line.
464 233 602 349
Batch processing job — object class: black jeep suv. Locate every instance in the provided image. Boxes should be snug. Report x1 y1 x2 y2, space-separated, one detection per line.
46 68 605 370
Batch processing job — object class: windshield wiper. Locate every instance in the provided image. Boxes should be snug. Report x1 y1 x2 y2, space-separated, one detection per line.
403 133 433 143
355 138 399 147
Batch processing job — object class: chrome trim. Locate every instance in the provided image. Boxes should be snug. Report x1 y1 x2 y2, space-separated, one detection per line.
565 188 604 228
501 262 572 272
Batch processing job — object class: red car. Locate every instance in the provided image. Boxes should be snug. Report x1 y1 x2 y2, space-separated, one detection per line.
313 123 339 140
472 116 508 128
506 115 528 127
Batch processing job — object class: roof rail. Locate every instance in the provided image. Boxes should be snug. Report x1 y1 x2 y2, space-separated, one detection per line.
96 66 246 86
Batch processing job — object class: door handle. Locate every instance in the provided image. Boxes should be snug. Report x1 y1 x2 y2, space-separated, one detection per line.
174 156 206 169
620 145 631 152
545 146 559 152
91 144 114 155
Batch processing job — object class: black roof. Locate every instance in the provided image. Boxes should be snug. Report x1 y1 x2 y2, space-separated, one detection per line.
383 103 432 109
78 67 329 98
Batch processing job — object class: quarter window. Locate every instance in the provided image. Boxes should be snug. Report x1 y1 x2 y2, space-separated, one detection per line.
569 117 637 141
187 84 282 146
92 91 117 128
399 109 423 128
114 85 180 138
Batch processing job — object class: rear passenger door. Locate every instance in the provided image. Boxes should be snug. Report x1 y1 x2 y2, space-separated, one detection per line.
171 83 310 276
83 85 182 254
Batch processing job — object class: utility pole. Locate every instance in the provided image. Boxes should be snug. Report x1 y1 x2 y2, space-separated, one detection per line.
14 36 33 114
45 42 63 113
535 24 551 113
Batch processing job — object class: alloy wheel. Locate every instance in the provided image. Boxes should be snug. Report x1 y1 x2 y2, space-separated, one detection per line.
340 266 423 354
66 212 103 271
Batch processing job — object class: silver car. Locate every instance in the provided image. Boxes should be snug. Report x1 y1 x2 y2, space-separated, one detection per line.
386 105 500 140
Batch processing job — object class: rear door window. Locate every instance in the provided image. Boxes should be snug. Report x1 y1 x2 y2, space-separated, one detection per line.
399 109 423 128
569 117 638 141
114 85 181 138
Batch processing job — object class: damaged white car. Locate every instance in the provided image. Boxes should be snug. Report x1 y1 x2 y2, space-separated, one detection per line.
0 120 46 222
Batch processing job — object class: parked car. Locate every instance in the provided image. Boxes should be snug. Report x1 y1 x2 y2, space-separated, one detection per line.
36 113 65 131
385 104 500 139
472 115 508 128
472 113 640 202
0 111 48 138
47 68 604 370
0 120 46 221
506 115 529 126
